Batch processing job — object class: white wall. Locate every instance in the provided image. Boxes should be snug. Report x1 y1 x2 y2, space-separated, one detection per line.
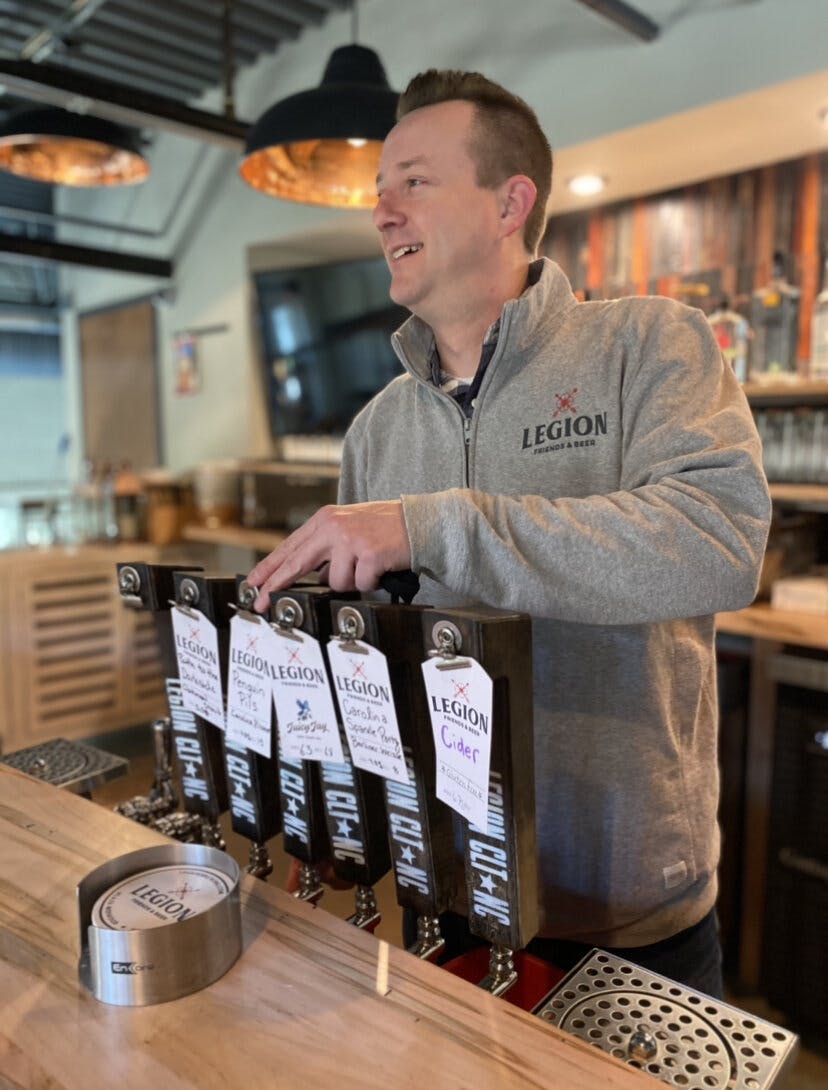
56 0 828 473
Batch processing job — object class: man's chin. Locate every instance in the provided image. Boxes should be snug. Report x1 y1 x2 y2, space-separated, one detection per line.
389 280 419 310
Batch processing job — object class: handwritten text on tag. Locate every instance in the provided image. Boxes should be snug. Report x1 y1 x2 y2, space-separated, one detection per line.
271 631 343 763
421 656 493 828
225 613 277 756
328 640 407 784
171 606 225 730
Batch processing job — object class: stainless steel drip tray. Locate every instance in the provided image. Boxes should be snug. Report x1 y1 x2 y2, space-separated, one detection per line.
534 950 798 1090
2 737 128 794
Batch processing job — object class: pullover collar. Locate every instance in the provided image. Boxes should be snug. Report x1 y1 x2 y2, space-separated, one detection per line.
391 258 579 391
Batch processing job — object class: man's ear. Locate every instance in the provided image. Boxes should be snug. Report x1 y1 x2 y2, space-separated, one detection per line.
497 175 537 240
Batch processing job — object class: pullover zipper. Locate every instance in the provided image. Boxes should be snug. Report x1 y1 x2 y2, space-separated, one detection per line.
463 414 471 487
394 312 518 489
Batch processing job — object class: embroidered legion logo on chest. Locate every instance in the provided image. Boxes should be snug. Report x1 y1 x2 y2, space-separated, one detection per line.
520 387 608 455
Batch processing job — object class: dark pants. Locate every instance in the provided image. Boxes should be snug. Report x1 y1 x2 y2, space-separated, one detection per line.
403 906 724 999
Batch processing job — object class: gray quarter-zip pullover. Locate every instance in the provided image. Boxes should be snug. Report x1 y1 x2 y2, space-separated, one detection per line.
338 258 770 946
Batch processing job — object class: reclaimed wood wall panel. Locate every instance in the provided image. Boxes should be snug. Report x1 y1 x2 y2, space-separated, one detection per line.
542 151 827 363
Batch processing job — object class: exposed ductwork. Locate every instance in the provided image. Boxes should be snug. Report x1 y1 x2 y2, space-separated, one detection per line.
572 0 659 42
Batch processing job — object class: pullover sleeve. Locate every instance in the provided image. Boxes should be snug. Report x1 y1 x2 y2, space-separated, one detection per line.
399 308 771 625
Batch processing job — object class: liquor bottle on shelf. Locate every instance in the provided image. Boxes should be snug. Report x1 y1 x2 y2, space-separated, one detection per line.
750 251 801 377
810 255 828 380
707 298 751 383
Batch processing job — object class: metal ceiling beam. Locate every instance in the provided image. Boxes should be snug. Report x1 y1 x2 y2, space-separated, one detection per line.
55 52 208 99
160 0 300 41
0 204 162 240
0 232 173 278
237 0 324 28
18 0 111 62
65 18 250 79
573 0 659 42
94 4 260 64
63 43 213 94
68 37 218 88
0 60 249 149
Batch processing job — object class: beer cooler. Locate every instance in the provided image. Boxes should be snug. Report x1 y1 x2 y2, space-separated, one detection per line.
761 652 828 1039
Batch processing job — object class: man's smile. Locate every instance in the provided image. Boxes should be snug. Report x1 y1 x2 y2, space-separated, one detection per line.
390 243 424 261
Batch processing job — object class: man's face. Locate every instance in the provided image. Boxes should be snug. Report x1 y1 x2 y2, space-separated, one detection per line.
373 100 504 324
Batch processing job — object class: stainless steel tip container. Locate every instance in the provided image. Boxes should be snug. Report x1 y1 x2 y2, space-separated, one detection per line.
78 843 242 1006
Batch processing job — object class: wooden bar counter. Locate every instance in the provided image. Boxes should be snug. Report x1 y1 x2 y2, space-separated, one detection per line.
0 766 648 1090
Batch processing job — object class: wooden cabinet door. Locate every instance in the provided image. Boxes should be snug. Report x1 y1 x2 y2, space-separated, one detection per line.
80 300 160 470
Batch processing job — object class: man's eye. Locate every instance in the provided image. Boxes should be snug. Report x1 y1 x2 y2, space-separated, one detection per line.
406 177 424 188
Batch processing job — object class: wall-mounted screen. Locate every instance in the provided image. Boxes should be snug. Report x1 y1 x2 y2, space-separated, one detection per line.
253 255 408 439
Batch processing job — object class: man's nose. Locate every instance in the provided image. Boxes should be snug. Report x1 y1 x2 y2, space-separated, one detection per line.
373 190 403 231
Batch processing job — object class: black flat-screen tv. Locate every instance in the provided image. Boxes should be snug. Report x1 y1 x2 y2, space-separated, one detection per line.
254 254 409 439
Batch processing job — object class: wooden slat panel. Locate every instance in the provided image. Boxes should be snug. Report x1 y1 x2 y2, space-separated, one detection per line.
33 606 111 628
2 543 171 749
37 676 118 702
37 658 114 682
35 623 114 647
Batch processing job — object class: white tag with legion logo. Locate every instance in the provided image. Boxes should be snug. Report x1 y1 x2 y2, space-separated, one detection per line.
327 640 407 784
225 613 278 756
270 631 343 764
92 864 233 930
171 606 225 730
421 656 493 829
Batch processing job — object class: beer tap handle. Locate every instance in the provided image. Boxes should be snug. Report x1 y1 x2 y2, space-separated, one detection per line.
247 842 273 880
379 569 420 604
407 915 445 962
150 717 177 809
478 944 518 998
295 863 324 904
347 884 381 932
422 606 539 992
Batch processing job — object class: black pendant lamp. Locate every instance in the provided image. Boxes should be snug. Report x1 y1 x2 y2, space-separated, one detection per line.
0 107 149 187
240 38 398 209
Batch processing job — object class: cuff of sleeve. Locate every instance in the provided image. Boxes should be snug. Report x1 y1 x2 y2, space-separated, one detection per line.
400 491 456 578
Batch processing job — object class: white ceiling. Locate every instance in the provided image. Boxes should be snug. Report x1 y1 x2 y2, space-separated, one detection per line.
550 68 828 215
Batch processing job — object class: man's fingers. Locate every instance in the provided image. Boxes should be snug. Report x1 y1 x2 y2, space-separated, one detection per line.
246 501 410 608
354 555 385 592
253 541 332 610
249 510 338 610
327 552 358 592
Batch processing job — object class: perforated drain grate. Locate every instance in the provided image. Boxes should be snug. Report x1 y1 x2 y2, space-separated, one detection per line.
533 951 798 1090
1 737 128 793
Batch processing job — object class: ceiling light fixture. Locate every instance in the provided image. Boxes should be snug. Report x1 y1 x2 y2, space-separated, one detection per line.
240 2 397 209
567 173 607 197
0 106 149 187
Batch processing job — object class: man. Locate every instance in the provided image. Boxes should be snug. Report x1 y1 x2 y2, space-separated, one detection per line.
249 70 771 996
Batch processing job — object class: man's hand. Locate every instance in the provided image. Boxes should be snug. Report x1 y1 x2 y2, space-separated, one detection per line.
247 500 411 612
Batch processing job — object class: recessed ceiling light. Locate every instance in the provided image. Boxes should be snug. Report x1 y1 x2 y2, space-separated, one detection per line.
568 174 606 197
